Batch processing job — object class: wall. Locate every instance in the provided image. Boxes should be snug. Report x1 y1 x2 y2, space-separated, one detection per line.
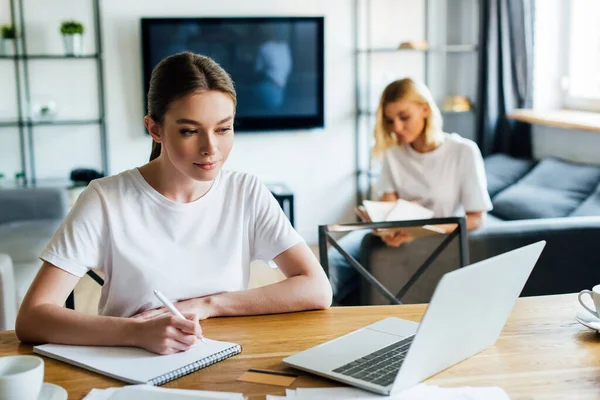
0 0 362 243
532 126 600 165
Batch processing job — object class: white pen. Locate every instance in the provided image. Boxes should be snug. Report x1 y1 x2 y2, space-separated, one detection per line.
153 289 208 345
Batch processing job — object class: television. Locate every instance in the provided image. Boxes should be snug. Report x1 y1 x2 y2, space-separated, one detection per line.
141 17 325 132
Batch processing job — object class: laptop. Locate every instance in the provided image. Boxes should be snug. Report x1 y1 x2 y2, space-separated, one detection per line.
283 241 546 395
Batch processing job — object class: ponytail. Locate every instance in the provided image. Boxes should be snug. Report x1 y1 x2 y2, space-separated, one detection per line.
149 142 161 162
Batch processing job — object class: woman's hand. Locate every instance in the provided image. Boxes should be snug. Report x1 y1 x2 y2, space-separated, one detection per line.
354 206 371 223
380 230 412 247
132 297 212 321
133 313 202 355
356 205 412 245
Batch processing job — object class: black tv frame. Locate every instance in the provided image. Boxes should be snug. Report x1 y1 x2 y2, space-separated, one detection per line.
140 16 325 132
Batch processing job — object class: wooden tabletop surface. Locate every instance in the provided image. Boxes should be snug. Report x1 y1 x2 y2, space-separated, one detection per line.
1 293 598 399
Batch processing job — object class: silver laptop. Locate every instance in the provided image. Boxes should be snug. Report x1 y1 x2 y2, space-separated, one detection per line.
283 241 546 395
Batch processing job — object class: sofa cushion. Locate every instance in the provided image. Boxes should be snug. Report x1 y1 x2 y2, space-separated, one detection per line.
571 182 600 216
0 188 69 225
0 219 61 263
492 158 600 220
484 154 536 198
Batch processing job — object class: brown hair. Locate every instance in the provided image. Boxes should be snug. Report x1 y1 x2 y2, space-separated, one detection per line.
147 52 237 161
372 78 443 157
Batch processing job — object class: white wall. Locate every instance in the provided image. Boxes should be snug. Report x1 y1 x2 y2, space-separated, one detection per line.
0 0 362 243
532 0 600 166
532 126 600 165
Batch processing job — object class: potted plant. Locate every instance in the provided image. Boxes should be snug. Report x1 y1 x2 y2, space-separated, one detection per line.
0 24 17 56
60 20 84 56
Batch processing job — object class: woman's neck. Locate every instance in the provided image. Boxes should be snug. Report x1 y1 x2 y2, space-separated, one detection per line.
138 159 214 203
410 132 443 153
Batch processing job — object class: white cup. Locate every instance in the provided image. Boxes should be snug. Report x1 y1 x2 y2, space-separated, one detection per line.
578 284 600 319
0 355 44 400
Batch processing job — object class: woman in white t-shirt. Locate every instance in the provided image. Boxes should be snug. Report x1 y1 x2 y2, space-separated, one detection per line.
329 78 492 305
16 52 332 354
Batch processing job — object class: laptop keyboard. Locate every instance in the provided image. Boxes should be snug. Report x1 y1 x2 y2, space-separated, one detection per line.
332 335 415 387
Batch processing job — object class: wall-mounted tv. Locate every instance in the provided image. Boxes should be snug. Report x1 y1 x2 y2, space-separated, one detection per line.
141 17 325 132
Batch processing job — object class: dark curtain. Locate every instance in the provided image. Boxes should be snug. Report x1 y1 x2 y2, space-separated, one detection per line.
477 0 535 158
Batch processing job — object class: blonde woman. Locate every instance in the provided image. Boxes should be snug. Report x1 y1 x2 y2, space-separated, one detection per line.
329 78 492 305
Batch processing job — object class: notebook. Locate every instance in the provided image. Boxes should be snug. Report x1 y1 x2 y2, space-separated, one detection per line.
361 199 445 238
33 338 241 386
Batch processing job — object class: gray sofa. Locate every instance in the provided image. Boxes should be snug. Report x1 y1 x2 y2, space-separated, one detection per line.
358 154 600 305
0 187 69 308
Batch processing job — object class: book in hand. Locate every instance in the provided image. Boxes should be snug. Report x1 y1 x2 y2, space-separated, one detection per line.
33 338 241 386
360 199 445 239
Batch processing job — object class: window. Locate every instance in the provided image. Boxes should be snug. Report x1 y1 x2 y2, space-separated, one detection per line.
564 0 600 110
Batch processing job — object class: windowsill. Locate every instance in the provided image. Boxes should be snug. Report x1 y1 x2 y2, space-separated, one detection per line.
507 109 600 133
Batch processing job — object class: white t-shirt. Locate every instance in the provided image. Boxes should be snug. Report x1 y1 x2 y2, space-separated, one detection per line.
40 169 303 318
376 133 493 217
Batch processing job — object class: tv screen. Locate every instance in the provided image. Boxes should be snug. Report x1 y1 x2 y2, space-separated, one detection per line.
141 17 324 132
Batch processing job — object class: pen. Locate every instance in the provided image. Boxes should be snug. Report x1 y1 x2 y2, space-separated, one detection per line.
153 289 208 345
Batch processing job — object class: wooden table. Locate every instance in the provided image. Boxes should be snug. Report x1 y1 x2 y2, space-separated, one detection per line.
1 294 599 399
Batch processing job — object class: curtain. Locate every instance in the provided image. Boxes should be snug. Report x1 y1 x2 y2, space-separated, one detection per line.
477 0 535 158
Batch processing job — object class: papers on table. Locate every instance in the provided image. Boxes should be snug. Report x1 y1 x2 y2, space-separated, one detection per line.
266 384 510 400
83 385 246 400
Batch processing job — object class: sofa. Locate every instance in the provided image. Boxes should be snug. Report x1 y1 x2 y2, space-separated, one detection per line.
357 154 600 305
0 187 69 313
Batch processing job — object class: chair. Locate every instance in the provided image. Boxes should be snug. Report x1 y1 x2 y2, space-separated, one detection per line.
319 217 469 305
66 270 104 311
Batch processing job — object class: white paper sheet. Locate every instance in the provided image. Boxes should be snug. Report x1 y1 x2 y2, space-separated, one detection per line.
282 384 509 400
83 385 246 400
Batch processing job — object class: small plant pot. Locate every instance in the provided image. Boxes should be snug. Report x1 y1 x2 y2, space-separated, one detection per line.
62 33 82 56
0 39 15 56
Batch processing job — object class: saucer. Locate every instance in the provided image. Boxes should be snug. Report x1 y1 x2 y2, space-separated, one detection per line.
39 383 67 400
575 310 600 332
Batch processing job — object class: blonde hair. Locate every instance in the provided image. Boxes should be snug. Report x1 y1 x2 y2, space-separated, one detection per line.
372 78 443 157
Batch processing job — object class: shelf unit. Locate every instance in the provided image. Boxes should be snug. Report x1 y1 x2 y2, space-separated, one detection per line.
1 0 108 186
353 0 480 205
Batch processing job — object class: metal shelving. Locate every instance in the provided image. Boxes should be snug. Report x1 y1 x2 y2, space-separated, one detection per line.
2 0 108 186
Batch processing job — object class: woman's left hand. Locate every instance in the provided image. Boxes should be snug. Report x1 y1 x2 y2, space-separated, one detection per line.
132 297 211 321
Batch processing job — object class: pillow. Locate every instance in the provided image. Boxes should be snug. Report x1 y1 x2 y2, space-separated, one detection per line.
484 154 536 198
571 182 600 216
492 158 600 220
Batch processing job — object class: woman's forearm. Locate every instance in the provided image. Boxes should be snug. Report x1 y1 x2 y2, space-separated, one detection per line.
436 212 484 233
16 304 140 346
203 274 332 318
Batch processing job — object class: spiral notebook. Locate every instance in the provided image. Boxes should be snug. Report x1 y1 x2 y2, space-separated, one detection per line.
33 338 241 385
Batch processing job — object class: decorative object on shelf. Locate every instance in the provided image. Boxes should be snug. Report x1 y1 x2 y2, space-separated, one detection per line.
0 24 17 56
0 173 4 187
441 95 472 112
70 168 104 186
14 171 25 187
60 20 84 56
31 100 58 121
397 40 429 50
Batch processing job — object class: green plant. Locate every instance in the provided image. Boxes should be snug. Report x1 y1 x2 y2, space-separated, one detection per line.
60 20 84 35
1 24 16 39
